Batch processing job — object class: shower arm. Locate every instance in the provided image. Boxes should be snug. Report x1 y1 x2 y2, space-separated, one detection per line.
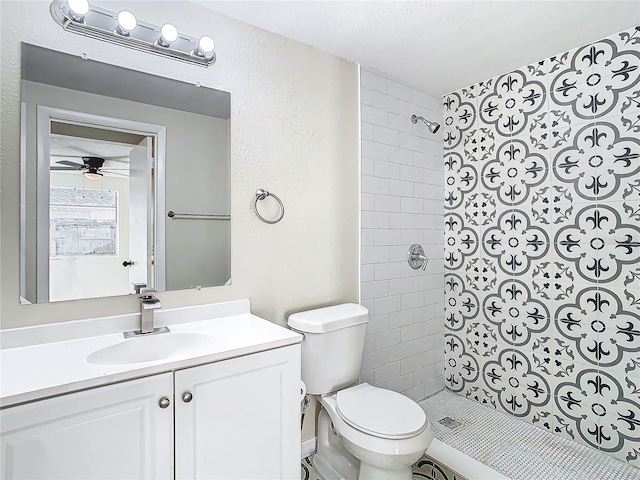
411 114 440 134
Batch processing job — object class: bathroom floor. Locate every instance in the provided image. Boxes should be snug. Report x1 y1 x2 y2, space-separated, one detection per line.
301 455 462 480
301 389 640 480
419 389 640 480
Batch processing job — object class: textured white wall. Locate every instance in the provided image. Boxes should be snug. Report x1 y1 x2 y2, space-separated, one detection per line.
359 69 445 402
0 1 360 328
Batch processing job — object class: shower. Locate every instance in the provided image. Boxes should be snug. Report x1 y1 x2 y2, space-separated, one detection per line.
411 114 440 134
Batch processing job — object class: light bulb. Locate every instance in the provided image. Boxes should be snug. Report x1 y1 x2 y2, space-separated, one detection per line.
83 170 103 181
67 0 89 22
160 23 178 45
116 10 137 35
194 35 215 58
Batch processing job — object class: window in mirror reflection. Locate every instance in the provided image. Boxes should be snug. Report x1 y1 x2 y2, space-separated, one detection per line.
49 187 118 258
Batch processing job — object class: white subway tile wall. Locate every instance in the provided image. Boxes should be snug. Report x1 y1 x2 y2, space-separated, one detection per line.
360 68 445 402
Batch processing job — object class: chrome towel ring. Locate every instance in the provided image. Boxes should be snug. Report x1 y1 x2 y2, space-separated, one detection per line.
254 189 285 224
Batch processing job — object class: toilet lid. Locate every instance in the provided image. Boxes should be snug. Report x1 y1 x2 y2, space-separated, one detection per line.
336 383 427 439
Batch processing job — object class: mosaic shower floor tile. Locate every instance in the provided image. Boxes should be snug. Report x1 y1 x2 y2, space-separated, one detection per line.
419 390 640 480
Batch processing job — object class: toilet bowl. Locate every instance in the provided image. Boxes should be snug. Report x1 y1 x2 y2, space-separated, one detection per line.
315 383 433 480
287 304 433 480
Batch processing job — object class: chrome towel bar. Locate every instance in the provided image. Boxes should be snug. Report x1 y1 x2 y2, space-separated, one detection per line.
167 211 230 220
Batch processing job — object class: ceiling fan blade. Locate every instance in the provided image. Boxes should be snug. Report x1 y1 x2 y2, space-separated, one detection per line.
52 149 129 163
102 157 130 163
52 154 126 159
50 166 79 171
101 168 130 171
55 160 84 168
104 171 130 177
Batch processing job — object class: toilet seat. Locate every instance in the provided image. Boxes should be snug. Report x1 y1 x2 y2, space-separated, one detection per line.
336 383 427 439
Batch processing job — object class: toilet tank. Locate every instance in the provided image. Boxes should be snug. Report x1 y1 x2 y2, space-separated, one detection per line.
287 303 369 395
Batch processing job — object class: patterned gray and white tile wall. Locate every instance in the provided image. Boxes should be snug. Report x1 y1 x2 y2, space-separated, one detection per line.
443 25 640 468
360 68 445 401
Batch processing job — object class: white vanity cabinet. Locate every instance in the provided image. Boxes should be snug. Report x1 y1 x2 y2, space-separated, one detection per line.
1 345 300 480
1 373 175 479
175 345 300 479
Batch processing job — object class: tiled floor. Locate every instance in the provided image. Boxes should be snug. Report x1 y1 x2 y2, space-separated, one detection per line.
301 389 640 480
300 457 320 480
301 454 463 480
419 390 640 480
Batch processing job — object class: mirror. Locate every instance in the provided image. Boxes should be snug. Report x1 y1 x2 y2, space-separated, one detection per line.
20 43 231 304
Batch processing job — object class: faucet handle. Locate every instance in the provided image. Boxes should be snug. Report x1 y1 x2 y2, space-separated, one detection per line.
132 283 147 295
139 287 158 300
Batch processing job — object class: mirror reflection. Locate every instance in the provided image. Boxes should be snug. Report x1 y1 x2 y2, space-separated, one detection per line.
49 125 151 302
20 43 231 304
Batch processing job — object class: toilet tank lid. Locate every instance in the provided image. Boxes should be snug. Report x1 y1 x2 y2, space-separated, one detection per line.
287 303 369 333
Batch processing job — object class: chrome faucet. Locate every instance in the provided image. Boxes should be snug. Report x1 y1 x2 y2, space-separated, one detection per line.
132 283 147 295
139 288 161 334
124 288 169 338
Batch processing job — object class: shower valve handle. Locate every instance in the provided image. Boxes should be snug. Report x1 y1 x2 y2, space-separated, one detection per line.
407 244 428 271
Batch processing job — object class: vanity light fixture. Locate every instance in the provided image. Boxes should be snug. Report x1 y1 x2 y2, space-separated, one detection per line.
50 0 216 67
158 23 179 47
115 10 137 36
195 35 215 59
66 0 89 22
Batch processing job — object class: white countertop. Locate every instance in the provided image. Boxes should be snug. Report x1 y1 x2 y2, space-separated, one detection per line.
0 300 302 408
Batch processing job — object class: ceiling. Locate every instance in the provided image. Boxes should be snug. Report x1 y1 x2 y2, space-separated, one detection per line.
195 1 640 96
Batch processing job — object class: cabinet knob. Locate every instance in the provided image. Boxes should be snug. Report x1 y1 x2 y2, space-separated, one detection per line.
182 392 193 403
159 397 171 409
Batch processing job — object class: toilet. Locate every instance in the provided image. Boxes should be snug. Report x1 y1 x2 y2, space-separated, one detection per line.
288 303 433 480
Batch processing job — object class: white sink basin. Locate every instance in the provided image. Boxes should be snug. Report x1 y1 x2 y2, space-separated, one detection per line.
87 332 215 365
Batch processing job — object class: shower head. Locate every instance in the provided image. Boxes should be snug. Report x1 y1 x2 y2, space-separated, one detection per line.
411 114 440 134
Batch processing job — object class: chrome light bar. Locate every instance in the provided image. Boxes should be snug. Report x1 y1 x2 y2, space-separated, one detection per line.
50 0 216 67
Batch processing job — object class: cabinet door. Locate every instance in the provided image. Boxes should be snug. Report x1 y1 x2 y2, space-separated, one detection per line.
175 345 301 480
1 373 174 480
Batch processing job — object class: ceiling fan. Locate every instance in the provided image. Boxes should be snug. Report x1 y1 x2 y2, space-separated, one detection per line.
50 156 129 180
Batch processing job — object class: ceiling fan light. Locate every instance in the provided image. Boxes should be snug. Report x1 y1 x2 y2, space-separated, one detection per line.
83 170 103 180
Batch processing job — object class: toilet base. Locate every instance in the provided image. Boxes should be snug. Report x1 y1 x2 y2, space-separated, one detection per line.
314 402 428 480
357 462 413 480
340 433 422 480
314 408 359 479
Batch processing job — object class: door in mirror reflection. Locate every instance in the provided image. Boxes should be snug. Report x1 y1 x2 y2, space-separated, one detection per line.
128 137 153 293
46 119 157 302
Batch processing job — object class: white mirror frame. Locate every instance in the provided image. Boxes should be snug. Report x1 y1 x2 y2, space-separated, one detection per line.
34 106 167 302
